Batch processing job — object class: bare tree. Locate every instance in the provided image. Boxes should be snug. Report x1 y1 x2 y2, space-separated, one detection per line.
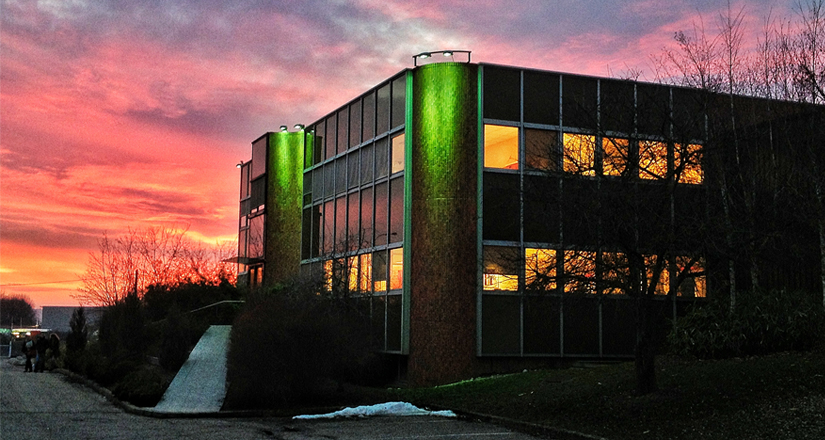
75 226 236 306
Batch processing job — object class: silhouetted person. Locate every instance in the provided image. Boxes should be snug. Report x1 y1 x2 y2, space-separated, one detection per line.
34 335 48 372
49 333 61 361
24 337 34 372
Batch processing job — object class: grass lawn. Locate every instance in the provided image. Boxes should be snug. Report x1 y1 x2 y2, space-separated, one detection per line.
390 349 825 440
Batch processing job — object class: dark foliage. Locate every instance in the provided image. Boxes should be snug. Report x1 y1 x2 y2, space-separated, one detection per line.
66 307 88 353
98 292 147 361
224 280 386 409
158 305 193 371
669 289 825 359
0 295 36 327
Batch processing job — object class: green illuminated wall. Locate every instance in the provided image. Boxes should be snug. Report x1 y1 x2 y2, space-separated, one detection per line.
409 62 479 386
264 131 304 285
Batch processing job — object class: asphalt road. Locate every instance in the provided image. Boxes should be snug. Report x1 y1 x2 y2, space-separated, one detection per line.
0 359 547 440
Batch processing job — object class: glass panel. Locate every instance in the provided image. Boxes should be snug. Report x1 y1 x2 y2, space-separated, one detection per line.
644 255 669 295
335 158 347 195
359 253 373 293
391 133 405 174
374 182 388 246
375 137 389 178
563 133 596 176
373 250 387 292
676 143 703 184
323 200 334 254
240 162 250 199
360 187 374 248
362 91 375 141
314 120 325 163
323 259 333 291
348 256 359 293
389 177 403 244
484 125 519 169
348 151 359 189
303 173 312 206
248 214 265 259
676 256 706 298
238 228 248 259
523 295 560 354
525 128 558 171
639 140 668 180
251 137 267 179
301 208 311 260
562 75 597 129
376 84 390 134
335 196 347 252
348 192 360 250
481 295 521 354
391 75 406 129
372 295 386 350
482 172 520 241
387 294 402 351
602 137 630 177
483 66 520 121
483 246 519 291
350 100 362 147
311 204 322 258
524 70 560 125
324 163 335 197
601 252 629 295
337 108 349 154
525 248 556 291
563 250 596 294
360 143 374 185
389 247 403 290
325 115 337 160
250 177 266 210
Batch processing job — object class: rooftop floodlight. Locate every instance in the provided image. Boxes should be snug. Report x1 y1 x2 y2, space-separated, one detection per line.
294 124 305 131
413 50 471 66
443 51 453 57
280 125 288 132
236 161 244 168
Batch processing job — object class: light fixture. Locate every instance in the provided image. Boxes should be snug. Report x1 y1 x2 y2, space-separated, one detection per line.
412 50 471 66
294 124 305 131
280 125 288 132
443 51 453 57
236 161 244 168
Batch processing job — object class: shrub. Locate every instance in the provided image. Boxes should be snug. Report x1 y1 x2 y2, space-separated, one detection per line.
112 365 169 407
224 279 381 409
669 289 825 359
66 307 88 353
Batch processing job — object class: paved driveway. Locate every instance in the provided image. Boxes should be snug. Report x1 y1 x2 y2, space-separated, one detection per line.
0 359 547 440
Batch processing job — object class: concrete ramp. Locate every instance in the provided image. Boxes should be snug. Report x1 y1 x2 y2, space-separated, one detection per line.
154 325 231 413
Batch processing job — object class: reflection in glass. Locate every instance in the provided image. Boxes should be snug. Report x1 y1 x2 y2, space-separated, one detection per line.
525 128 558 171
373 250 387 292
525 248 556 290
639 140 668 180
484 125 519 169
563 250 596 293
391 133 405 174
602 137 629 177
389 247 403 290
483 246 519 291
676 143 703 184
563 133 596 176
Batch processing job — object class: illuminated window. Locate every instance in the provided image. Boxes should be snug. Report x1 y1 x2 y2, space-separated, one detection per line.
639 140 668 180
484 125 519 169
391 133 405 174
644 255 669 295
676 143 703 184
563 133 596 176
602 137 629 176
525 248 556 291
373 250 387 292
601 252 629 295
348 256 359 293
563 250 596 293
389 248 403 290
676 256 707 298
483 246 519 291
324 259 333 292
359 253 372 293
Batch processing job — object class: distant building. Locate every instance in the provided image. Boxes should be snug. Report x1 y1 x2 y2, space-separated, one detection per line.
40 306 104 334
236 52 824 385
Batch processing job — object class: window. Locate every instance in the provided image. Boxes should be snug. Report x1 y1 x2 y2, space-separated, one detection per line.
389 177 403 244
644 255 669 295
639 140 668 180
391 133 405 173
348 256 359 293
563 250 596 293
483 246 519 291
602 137 630 177
675 256 707 298
563 133 596 176
373 250 387 292
389 247 403 290
359 253 372 293
525 248 556 291
248 214 265 259
484 125 519 169
601 252 629 295
676 143 703 184
525 128 558 171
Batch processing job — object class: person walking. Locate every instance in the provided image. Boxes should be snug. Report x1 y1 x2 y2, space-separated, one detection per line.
24 337 34 372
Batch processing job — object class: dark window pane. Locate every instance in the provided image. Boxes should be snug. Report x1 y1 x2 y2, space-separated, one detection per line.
483 172 519 241
636 83 669 136
248 214 265 259
373 250 387 293
374 182 388 246
672 88 704 140
389 177 403 243
324 163 334 198
483 66 520 121
601 298 636 355
600 79 635 133
562 295 600 354
314 120 325 163
240 163 250 199
303 173 312 206
525 128 559 171
250 177 266 211
391 75 406 129
562 75 597 129
524 295 561 354
335 159 346 195
337 108 349 154
323 200 334 255
375 137 389 179
361 187 374 248
376 84 390 134
335 196 347 252
387 294 402 351
348 152 359 189
524 70 559 125
372 295 386 349
325 115 337 160
362 92 376 141
313 167 323 201
302 208 312 259
311 204 322 258
348 192 360 250
350 100 362 147
360 143 374 185
481 295 520 354
523 174 560 243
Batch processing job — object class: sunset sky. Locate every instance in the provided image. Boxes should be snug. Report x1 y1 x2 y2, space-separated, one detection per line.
0 0 798 309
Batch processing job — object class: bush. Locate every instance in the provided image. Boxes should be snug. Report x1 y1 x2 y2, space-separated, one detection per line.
112 365 170 407
66 307 88 353
669 289 825 359
224 280 381 409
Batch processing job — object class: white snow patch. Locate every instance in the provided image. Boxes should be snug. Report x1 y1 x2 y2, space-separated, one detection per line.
292 401 457 420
